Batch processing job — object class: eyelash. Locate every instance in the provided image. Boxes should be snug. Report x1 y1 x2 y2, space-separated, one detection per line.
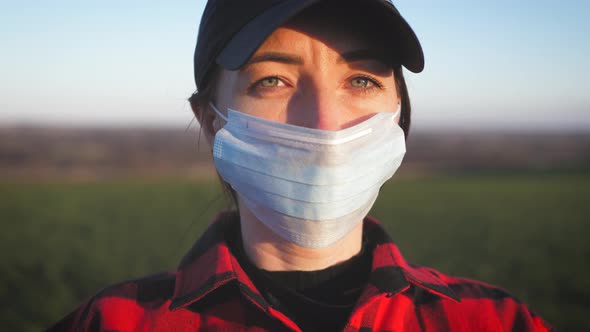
350 75 383 89
248 75 286 94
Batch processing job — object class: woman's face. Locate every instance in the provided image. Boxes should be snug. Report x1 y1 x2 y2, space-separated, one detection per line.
212 10 401 131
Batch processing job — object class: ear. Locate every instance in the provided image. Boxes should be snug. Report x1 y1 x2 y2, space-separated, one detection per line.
190 100 216 147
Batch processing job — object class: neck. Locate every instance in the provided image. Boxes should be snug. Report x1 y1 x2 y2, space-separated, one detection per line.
238 199 363 271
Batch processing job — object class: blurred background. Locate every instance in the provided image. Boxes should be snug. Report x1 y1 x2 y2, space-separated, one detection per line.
1 0 589 331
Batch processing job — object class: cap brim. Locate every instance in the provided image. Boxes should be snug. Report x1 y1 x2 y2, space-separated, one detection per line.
216 0 424 73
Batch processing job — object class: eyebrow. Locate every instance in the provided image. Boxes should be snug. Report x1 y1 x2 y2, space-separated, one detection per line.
245 52 304 67
337 49 390 65
244 49 390 68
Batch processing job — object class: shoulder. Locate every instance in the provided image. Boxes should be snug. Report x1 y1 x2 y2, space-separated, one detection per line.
47 272 176 332
411 265 554 331
420 265 514 301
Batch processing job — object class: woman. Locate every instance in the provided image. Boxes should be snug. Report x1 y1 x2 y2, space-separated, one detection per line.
49 0 553 331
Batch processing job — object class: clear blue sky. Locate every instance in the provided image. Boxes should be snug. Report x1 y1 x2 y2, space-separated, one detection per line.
1 0 588 131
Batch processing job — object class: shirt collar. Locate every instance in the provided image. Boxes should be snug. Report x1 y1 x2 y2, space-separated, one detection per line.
363 215 460 302
169 212 459 310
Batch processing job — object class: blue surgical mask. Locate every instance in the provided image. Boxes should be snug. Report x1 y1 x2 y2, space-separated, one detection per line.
210 103 405 248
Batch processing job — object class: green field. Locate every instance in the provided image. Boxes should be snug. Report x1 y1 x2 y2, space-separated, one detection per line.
1 173 588 331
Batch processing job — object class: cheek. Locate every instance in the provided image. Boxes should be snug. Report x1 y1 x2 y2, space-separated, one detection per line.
342 90 399 115
231 97 291 123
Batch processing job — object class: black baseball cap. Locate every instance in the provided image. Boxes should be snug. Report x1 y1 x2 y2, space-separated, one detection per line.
193 0 424 89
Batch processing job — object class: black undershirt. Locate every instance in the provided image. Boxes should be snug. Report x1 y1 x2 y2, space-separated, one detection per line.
228 231 373 332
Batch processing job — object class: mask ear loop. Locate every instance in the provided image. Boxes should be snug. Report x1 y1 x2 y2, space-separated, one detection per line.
393 103 402 121
209 102 228 131
209 102 228 121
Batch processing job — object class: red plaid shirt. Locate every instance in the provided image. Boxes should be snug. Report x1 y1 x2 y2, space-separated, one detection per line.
49 213 553 331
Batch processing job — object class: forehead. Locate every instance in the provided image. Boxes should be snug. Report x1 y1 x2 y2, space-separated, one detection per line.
248 5 395 64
